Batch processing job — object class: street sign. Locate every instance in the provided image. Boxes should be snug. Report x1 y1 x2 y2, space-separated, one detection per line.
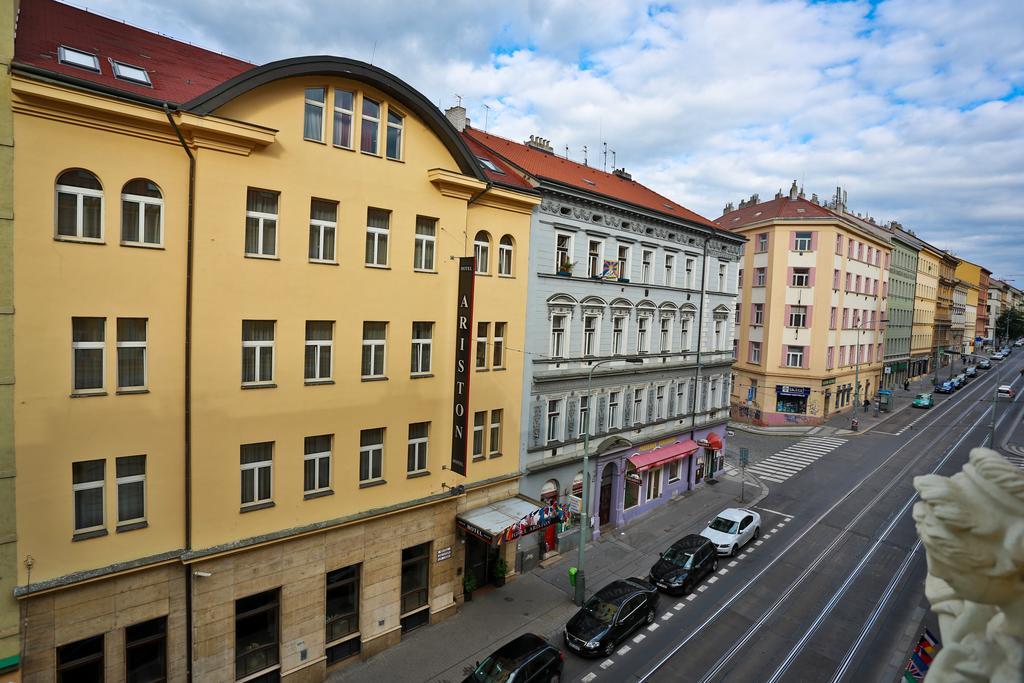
739 447 749 467
567 495 582 514
747 387 755 401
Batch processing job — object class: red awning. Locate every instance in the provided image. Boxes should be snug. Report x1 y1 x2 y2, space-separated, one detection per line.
628 440 699 472
705 433 723 450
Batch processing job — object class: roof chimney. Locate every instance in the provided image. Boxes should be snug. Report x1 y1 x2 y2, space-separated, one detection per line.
444 105 469 132
798 185 805 199
612 168 632 180
775 188 784 199
525 135 553 153
723 201 735 214
749 193 759 205
811 192 819 204
788 180 798 200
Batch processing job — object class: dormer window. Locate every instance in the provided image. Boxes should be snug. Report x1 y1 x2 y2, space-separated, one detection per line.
58 46 100 72
111 60 151 86
477 157 504 174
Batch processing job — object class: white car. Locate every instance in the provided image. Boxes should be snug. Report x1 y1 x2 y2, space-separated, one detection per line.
992 352 1004 360
700 508 762 557
996 385 1015 399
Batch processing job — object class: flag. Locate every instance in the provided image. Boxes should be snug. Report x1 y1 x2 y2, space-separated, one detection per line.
601 259 620 280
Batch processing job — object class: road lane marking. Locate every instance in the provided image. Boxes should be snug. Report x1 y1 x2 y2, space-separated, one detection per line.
583 674 597 682
686 594 696 601
648 623 659 631
697 585 708 592
633 633 646 643
708 576 718 583
728 560 738 567
662 612 673 620
719 568 729 575
768 529 777 534
755 539 764 545
618 645 631 655
754 506 794 519
601 659 614 669
674 603 684 610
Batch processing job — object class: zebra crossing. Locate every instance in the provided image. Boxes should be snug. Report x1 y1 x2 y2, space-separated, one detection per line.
744 436 848 483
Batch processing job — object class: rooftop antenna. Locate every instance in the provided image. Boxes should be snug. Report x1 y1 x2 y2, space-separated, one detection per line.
611 149 616 169
564 145 570 159
454 94 462 107
369 40 378 66
482 103 491 131
602 142 608 172
582 145 588 167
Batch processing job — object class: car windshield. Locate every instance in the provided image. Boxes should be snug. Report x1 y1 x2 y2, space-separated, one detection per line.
469 654 515 683
662 546 695 568
583 597 618 624
916 394 929 399
709 516 738 534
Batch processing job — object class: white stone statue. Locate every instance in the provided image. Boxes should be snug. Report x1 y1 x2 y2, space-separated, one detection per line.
912 448 1024 683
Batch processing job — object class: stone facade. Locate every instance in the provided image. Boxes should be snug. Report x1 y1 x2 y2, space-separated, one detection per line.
883 231 919 388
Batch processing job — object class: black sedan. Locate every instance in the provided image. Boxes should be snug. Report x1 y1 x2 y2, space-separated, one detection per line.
564 578 659 658
648 534 718 595
463 633 563 683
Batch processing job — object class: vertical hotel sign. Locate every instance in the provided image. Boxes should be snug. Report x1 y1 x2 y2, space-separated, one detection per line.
450 257 475 476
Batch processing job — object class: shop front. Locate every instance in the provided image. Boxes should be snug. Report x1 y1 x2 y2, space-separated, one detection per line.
775 384 810 415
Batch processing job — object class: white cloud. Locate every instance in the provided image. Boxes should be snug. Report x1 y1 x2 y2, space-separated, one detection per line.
80 0 1024 277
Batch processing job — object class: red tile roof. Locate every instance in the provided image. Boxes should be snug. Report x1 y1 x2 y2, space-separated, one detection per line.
464 127 717 228
13 0 252 105
715 195 838 230
460 133 535 191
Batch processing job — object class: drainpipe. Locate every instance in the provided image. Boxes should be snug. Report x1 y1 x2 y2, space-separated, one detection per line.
463 181 492 255
688 234 711 480
164 104 196 683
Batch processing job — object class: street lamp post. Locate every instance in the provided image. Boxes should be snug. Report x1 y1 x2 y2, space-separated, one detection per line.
575 356 643 606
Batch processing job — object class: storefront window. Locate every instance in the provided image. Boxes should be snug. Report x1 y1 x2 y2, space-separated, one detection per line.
125 617 167 683
400 543 430 631
235 589 279 681
326 564 360 664
776 395 807 413
623 463 640 509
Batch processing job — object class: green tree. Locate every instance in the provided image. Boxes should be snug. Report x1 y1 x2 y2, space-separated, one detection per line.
995 306 1024 343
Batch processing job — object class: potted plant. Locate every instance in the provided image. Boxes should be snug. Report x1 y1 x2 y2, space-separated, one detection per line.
493 558 508 587
556 258 575 276
463 573 477 602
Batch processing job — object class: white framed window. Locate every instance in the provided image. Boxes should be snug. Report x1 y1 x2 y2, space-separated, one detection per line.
489 410 503 456
365 208 390 267
242 320 275 385
750 341 762 364
472 411 486 459
612 315 627 355
361 97 380 154
582 315 598 356
72 317 105 393
659 318 671 353
786 345 804 367
386 108 404 160
788 305 808 328
333 89 355 148
550 315 567 358
240 442 273 507
476 322 490 369
753 304 764 325
546 399 562 443
679 314 692 351
675 382 686 416
555 233 573 273
632 388 644 425
617 244 630 279
58 45 100 72
115 455 146 525
492 322 506 369
710 378 720 409
794 231 813 251
757 233 769 252
411 322 433 375
407 423 429 473
244 188 279 257
655 385 665 420
72 460 105 533
116 318 147 390
414 216 437 271
578 395 590 437
636 316 650 354
114 63 150 87
359 428 384 483
608 391 621 430
645 466 663 501
308 199 338 263
714 320 724 350
718 263 727 291
587 240 603 278
641 249 654 283
664 253 675 286
304 434 332 494
305 321 333 381
304 87 326 142
56 169 104 241
474 231 491 274
667 459 681 483
361 322 387 378
792 267 810 287
498 235 514 276
685 258 695 288
120 179 163 247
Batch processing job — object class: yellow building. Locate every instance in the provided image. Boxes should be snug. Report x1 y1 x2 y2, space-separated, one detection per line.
913 243 942 378
719 185 890 426
10 2 537 680
955 259 983 354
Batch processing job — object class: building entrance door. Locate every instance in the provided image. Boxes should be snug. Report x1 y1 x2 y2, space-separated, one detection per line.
464 536 496 588
598 463 615 526
824 392 831 416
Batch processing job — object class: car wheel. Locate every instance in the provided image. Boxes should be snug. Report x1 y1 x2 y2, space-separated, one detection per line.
646 608 656 624
603 641 615 657
753 526 760 540
549 675 561 683
731 545 738 557
712 557 719 572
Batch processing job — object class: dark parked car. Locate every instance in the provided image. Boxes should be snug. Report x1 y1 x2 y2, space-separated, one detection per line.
965 366 978 377
648 534 718 595
978 358 992 369
464 633 563 683
563 578 659 658
935 381 955 394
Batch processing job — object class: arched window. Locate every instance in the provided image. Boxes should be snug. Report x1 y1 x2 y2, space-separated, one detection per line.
474 231 491 274
56 169 103 240
121 179 163 246
540 479 559 504
571 471 584 497
498 235 514 276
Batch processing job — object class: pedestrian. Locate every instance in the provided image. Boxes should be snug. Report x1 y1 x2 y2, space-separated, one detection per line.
863 398 870 413
904 379 910 391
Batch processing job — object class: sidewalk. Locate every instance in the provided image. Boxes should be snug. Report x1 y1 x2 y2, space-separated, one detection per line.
823 373 938 436
328 475 768 682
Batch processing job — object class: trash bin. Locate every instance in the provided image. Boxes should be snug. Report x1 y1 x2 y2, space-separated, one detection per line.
568 566 578 587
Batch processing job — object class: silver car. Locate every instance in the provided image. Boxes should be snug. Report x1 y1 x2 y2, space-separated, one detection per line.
700 508 762 557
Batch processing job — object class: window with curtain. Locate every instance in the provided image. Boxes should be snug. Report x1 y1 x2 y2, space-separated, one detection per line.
333 89 354 148
240 442 273 506
407 422 429 473
72 459 104 533
116 454 145 525
120 178 163 246
474 231 491 274
56 169 103 240
386 109 404 160
411 321 433 375
245 188 279 257
633 388 643 425
550 315 566 357
73 317 105 392
546 399 562 443
359 428 384 482
414 216 436 271
305 321 333 381
489 410 502 455
304 87 326 141
472 411 486 459
609 391 621 428
361 322 387 378
583 315 598 356
498 235 514 275
308 199 338 263
492 322 506 368
241 320 275 385
475 322 489 369
365 208 390 266
361 97 380 153
116 318 147 390
304 434 332 494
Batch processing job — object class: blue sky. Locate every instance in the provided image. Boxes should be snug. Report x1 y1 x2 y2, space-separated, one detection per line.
83 0 1024 282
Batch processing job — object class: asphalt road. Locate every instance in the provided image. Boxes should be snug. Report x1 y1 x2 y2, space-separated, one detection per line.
554 357 1024 683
